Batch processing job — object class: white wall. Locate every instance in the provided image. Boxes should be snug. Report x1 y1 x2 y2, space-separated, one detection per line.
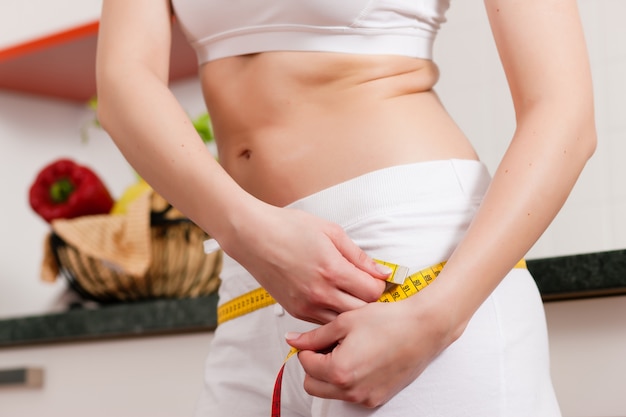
0 0 102 49
1 1 625 416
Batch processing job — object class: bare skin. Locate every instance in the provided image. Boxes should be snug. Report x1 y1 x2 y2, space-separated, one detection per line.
96 0 596 408
200 52 477 206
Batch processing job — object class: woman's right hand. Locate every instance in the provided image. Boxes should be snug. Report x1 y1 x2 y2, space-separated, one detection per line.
219 202 390 324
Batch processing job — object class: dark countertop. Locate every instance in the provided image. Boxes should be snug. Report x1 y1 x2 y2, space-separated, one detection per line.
528 249 626 300
0 294 218 348
2 249 625 348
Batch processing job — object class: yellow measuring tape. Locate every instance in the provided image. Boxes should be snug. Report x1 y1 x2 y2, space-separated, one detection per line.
217 258 527 325
217 260 406 325
216 258 527 417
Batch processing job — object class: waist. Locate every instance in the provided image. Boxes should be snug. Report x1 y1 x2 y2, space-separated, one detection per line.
285 159 490 226
217 124 478 206
211 159 492 295
201 53 477 205
217 258 528 325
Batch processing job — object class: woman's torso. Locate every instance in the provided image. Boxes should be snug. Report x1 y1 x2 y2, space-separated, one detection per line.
171 0 475 206
200 52 478 207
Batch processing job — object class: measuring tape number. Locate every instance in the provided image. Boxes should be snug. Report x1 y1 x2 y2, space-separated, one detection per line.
218 260 413 325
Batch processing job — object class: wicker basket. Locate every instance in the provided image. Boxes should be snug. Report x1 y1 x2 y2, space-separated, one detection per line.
49 207 222 303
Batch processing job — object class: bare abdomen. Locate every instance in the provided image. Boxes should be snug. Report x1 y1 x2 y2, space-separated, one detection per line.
198 52 478 206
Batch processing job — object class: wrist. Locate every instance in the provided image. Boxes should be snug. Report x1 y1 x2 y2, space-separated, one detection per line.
211 193 272 256
408 280 473 347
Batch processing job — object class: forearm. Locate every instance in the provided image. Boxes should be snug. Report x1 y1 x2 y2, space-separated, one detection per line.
424 105 596 336
96 0 260 244
96 69 255 241
413 0 599 340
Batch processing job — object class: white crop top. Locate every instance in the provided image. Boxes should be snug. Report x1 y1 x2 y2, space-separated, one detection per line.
171 0 451 64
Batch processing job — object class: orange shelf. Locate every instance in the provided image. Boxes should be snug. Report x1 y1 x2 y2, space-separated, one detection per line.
0 20 198 102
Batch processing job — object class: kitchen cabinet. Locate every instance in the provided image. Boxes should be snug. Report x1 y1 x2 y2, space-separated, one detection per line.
0 19 198 102
0 296 216 417
0 332 213 417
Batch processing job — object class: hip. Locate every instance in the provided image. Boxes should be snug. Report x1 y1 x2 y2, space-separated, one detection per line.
213 159 493 304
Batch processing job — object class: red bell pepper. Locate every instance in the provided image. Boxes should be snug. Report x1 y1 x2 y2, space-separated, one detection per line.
29 158 114 223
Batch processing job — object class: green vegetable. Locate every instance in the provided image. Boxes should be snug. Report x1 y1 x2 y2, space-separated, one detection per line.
192 112 214 143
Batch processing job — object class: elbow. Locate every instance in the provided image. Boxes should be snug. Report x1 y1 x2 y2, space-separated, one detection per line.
557 100 598 163
563 115 597 168
576 107 597 163
516 87 598 164
583 130 597 162
95 75 129 138
95 98 113 134
562 97 598 163
95 57 130 134
95 66 111 132
94 70 116 134
524 100 597 165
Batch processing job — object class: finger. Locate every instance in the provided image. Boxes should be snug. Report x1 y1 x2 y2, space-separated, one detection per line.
338 268 386 304
330 228 392 280
297 261 377 316
300 308 339 326
332 261 386 305
330 286 370 313
289 287 359 324
298 347 363 403
298 349 336 383
285 320 343 352
327 229 390 301
298 351 346 400
308 279 371 317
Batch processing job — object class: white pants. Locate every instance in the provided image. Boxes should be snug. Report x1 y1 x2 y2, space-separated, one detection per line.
194 160 561 417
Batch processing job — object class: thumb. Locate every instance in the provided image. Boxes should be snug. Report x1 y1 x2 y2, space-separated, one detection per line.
285 325 341 353
331 230 392 280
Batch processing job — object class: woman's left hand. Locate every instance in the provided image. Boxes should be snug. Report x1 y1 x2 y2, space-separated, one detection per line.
285 293 462 408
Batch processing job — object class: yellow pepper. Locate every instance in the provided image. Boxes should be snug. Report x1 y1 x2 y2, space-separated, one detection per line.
111 178 152 215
